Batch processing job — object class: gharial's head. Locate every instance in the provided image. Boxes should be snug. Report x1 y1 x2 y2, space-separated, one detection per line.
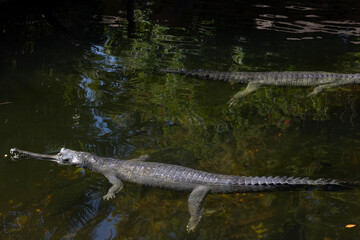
10 148 87 166
57 148 86 166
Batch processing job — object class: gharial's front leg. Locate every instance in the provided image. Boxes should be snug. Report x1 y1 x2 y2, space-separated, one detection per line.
228 81 263 106
187 185 210 232
103 174 123 200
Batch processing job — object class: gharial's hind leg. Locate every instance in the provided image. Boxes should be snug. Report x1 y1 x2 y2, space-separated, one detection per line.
187 185 210 232
307 82 340 97
228 81 262 106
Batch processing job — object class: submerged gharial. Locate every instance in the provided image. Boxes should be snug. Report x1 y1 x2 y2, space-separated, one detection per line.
10 148 358 232
161 69 360 105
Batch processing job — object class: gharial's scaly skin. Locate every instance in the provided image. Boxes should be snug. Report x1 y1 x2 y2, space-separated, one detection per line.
10 148 356 232
161 69 360 105
162 69 360 86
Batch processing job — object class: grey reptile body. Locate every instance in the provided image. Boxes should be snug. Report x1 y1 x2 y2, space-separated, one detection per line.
10 148 355 232
112 160 340 193
162 69 360 104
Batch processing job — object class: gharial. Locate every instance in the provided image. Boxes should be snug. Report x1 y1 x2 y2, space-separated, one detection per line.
10 148 358 232
161 69 360 105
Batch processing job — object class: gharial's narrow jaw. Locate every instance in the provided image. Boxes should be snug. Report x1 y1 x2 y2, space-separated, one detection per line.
10 148 60 163
10 148 84 166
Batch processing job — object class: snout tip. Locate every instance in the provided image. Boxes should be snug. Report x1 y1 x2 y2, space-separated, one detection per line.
10 148 19 157
10 148 18 154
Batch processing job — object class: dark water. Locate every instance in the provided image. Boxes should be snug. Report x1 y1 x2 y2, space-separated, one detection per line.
1 0 360 239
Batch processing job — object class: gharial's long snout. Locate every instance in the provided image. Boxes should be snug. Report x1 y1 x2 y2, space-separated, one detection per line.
10 148 59 162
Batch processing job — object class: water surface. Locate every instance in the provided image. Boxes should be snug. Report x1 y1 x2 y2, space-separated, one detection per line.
1 0 360 239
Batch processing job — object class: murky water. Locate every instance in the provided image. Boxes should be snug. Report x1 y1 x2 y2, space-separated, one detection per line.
1 0 360 239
